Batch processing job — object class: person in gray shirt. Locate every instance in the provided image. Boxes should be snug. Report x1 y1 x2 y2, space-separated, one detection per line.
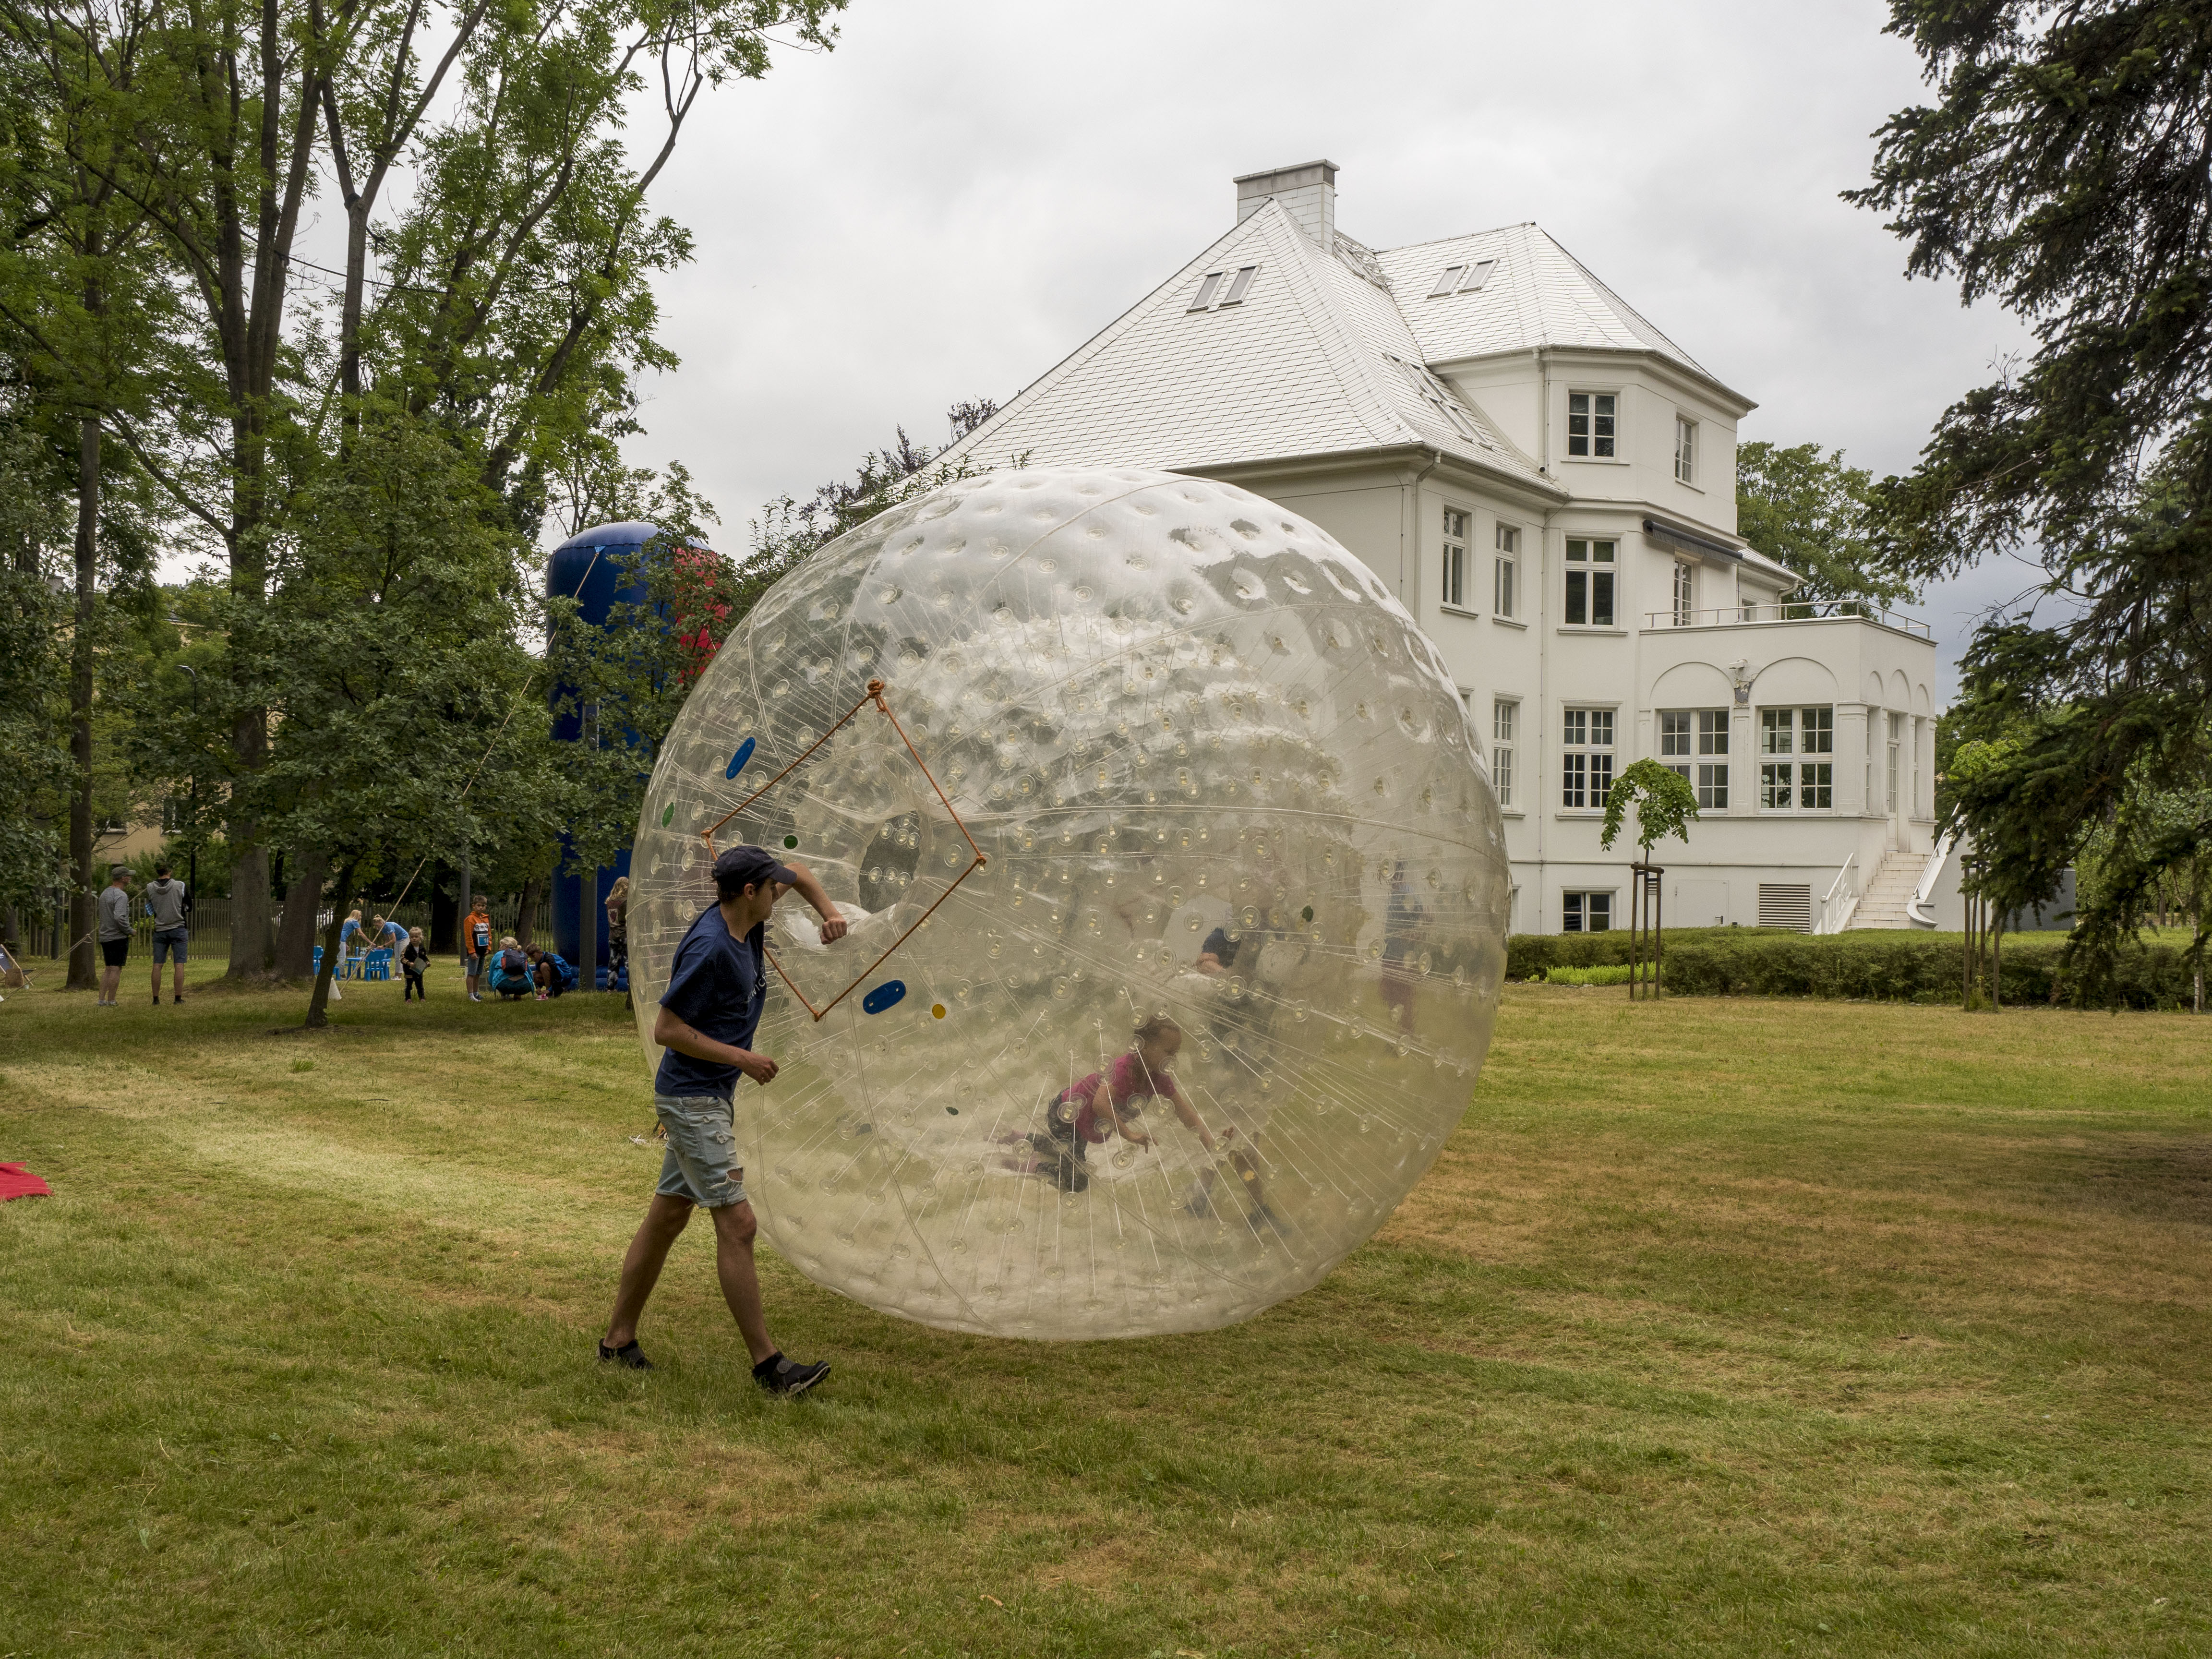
144 861 190 1005
96 866 133 1007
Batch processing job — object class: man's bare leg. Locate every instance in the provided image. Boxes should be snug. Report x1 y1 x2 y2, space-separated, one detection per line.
172 959 186 1000
709 1197 778 1365
603 1192 695 1348
100 963 120 1003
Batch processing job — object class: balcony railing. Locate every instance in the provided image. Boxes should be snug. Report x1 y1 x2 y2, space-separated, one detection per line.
1644 600 1933 639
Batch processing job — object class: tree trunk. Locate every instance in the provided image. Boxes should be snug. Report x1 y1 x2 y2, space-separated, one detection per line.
514 874 541 950
66 413 100 991
273 842 329 978
430 862 457 953
305 859 360 1029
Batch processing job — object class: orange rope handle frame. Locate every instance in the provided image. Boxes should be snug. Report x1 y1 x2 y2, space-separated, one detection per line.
702 679 987 1022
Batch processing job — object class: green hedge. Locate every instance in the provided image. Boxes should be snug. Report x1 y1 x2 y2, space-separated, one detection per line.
1544 962 1636 986
1506 929 2200 1010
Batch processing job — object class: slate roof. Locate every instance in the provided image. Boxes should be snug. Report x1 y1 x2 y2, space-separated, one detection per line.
942 203 1750 499
941 201 1559 497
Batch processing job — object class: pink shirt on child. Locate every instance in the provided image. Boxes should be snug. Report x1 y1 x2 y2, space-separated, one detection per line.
1056 1051 1187 1144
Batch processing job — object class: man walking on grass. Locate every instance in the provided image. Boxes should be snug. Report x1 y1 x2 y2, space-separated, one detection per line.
145 862 189 1005
600 845 847 1395
96 866 132 1007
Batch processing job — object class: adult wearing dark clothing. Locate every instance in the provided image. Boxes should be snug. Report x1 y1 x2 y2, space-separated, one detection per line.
600 845 847 1394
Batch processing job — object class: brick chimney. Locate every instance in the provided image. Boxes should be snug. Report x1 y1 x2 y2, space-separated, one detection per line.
1234 160 1337 249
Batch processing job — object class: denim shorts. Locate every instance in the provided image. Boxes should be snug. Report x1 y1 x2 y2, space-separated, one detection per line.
153 928 188 964
654 1093 747 1208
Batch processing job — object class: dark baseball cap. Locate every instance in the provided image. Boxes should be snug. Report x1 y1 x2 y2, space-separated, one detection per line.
713 844 799 890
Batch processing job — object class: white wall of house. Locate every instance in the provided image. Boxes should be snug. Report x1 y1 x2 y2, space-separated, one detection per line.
939 163 1943 933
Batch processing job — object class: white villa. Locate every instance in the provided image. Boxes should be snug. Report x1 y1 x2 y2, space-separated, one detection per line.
942 160 1942 936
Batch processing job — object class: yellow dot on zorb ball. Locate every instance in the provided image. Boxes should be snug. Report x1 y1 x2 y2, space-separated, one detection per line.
627 466 1508 1339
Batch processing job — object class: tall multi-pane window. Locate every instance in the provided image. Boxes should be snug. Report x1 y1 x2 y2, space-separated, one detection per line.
1658 709 1728 808
1561 707 1615 808
1673 415 1697 483
1671 560 1694 625
1441 508 1468 608
1696 710 1730 808
1759 706 1835 810
1563 891 1613 932
1563 539 1616 626
1493 523 1519 617
1492 698 1516 808
1567 392 1616 457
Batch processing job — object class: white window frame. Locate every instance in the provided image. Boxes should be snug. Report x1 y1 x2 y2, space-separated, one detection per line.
1563 538 1617 627
1493 523 1520 618
1673 414 1697 485
1441 507 1469 610
1561 706 1615 810
1188 272 1224 312
1567 391 1617 459
1661 709 1730 809
1221 264 1259 306
1492 697 1517 809
1671 560 1694 625
1758 706 1835 811
1563 890 1614 933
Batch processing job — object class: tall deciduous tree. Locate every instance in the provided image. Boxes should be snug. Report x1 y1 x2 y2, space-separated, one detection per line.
1851 0 2212 982
1736 440 1912 609
12 0 843 983
0 0 173 985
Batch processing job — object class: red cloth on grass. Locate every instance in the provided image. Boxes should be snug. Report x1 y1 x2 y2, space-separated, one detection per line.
0 1163 51 1201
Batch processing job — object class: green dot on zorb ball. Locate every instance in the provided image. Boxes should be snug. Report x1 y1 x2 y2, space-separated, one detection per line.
660 803 674 827
783 835 798 849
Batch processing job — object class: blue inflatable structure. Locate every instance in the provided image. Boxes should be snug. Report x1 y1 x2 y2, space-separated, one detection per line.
544 519 696 982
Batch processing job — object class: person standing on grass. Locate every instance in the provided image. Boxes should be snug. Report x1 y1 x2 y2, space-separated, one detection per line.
144 862 190 1005
95 866 133 1007
600 845 847 1394
401 927 430 1001
462 897 492 1002
607 875 631 1004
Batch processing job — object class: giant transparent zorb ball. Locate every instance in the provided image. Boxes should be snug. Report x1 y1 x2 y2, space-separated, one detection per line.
629 467 1507 1339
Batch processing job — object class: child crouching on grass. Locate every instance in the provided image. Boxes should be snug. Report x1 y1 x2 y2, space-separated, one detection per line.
1003 1015 1232 1193
401 927 429 1001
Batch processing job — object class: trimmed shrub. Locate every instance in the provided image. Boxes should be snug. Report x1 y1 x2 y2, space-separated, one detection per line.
1543 962 1636 986
1505 929 2198 1009
1506 927 1780 980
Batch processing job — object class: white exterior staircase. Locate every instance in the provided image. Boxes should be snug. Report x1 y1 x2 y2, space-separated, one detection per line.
1848 849 1926 930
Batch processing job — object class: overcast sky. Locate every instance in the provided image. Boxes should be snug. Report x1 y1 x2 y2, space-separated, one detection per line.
619 0 2045 700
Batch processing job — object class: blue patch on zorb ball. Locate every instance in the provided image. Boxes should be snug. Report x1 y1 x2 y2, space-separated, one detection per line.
724 737 756 780
861 980 906 1015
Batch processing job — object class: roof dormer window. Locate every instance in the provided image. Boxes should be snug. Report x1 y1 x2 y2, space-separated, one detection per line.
1426 258 1497 298
1189 265 1258 312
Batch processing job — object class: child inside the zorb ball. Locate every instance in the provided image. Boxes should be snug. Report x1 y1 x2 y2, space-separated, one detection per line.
1006 1015 1233 1193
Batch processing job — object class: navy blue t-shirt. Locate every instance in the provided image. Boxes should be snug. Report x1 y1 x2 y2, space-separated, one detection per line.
653 903 767 1100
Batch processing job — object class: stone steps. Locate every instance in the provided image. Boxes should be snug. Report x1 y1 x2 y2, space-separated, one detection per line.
1848 849 1925 930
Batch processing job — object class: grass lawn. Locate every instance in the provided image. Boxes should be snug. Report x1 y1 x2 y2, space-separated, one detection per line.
3 958 2209 1658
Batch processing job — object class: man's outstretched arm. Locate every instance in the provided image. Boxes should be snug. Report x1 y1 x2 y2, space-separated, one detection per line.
781 861 848 942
